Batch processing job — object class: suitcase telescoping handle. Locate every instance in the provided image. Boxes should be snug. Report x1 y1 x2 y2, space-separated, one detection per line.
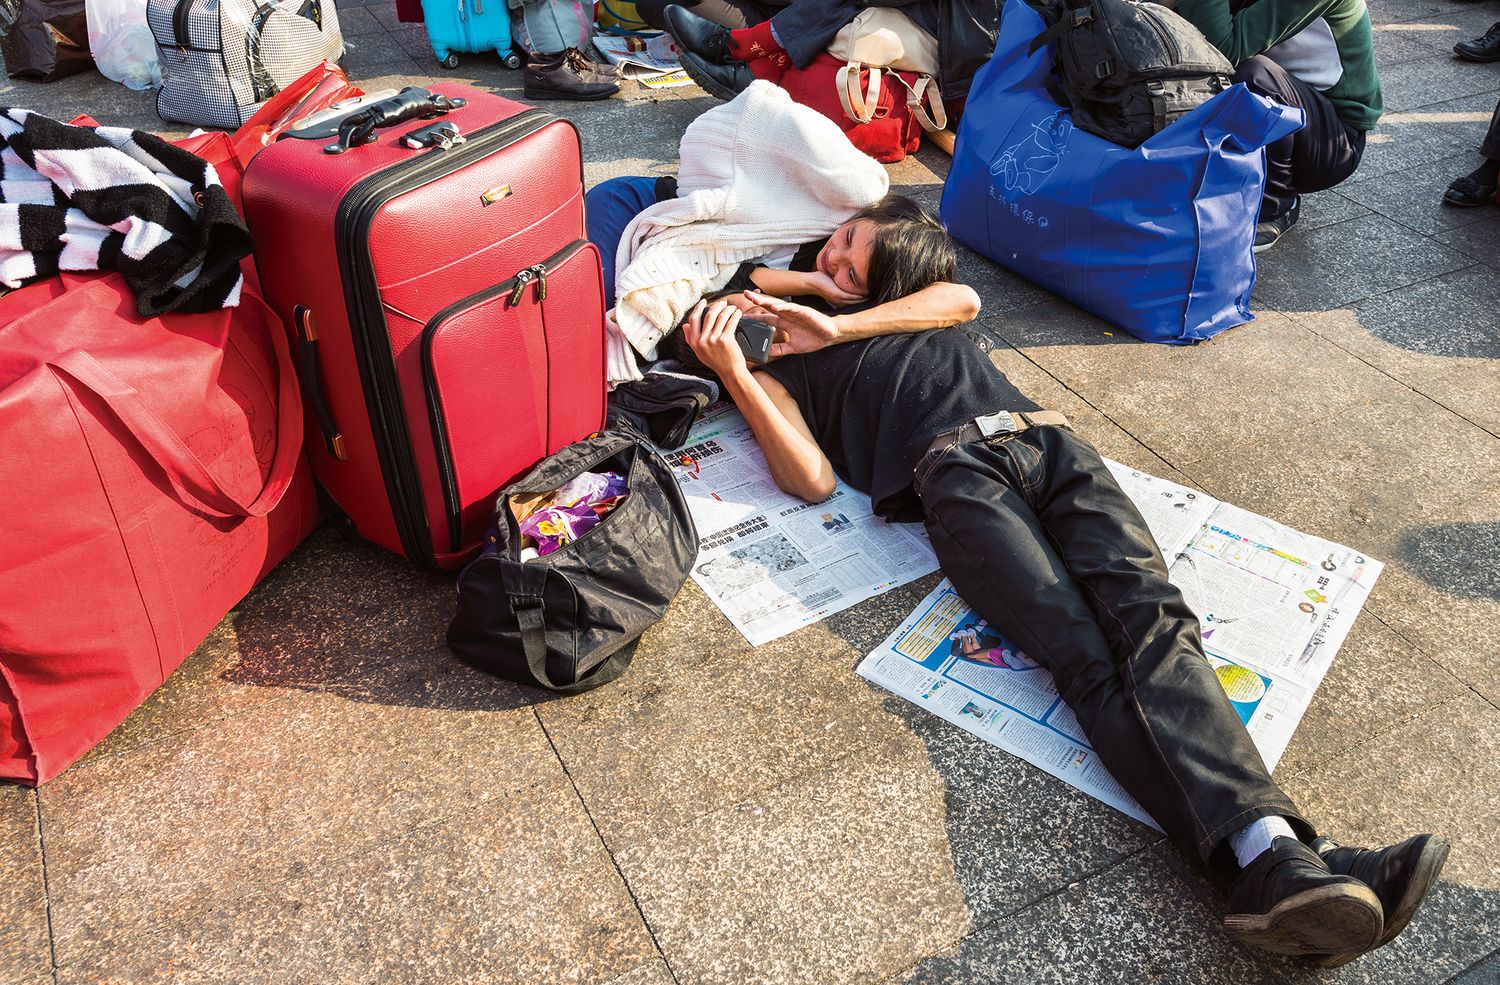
324 87 468 155
292 306 348 461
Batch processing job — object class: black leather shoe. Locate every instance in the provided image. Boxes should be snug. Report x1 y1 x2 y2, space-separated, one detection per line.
1306 834 1450 968
523 50 620 101
1444 172 1498 207
1223 837 1384 957
665 4 732 62
1454 21 1500 62
679 50 753 100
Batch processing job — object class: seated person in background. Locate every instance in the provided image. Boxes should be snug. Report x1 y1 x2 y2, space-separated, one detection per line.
1442 95 1500 208
1174 0 1382 251
653 0 997 113
586 177 981 361
675 204 1447 965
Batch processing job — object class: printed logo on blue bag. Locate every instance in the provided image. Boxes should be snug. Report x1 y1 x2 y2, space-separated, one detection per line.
989 111 1072 200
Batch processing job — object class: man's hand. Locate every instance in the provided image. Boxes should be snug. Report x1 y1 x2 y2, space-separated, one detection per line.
684 298 750 378
796 270 865 307
745 291 841 358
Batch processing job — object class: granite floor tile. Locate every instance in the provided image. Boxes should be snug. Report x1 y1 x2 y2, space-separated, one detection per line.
1356 90 1500 180
1438 212 1500 267
982 290 1148 349
1341 152 1500 235
1295 264 1500 362
1173 388 1500 545
1015 310 1397 471
57 780 656 985
604 959 677 985
39 652 553 964
615 745 973 985
957 247 1059 321
1364 0 1447 25
1251 213 1471 312
1376 54 1500 114
77 529 457 768
0 785 50 984
1370 18 1456 65
897 842 1496 985
1299 189 1374 231
338 34 424 76
1273 609 1468 776
538 622 915 850
335 5 385 35
1450 948 1500 984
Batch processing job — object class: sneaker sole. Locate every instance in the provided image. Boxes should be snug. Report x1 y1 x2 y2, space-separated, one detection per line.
1313 835 1451 969
1442 190 1497 208
1224 883 1383 956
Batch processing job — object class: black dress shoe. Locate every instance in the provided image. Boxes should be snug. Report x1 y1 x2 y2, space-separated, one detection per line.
1306 834 1450 968
679 51 753 101
1444 172 1498 207
665 4 732 62
1223 837 1384 957
523 51 620 101
1454 20 1500 61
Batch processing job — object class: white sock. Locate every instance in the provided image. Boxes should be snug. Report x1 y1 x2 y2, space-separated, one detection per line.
1229 815 1298 867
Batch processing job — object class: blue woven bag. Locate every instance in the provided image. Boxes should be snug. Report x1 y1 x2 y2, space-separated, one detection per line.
941 0 1304 344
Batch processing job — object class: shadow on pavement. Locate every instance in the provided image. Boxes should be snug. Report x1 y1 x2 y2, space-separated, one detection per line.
1395 521 1500 603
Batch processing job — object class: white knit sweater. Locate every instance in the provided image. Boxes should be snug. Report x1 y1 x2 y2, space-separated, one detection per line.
607 81 890 383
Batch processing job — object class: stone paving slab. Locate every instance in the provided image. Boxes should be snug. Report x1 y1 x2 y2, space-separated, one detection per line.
56 779 656 984
39 650 556 964
0 785 49 984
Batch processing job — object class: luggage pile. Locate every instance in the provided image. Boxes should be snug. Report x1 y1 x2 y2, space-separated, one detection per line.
0 75 692 785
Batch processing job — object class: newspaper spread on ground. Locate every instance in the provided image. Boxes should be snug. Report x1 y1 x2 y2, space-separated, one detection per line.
672 404 939 646
857 460 1383 828
592 34 694 87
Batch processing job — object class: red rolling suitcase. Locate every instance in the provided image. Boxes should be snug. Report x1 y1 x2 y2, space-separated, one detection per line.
242 84 606 571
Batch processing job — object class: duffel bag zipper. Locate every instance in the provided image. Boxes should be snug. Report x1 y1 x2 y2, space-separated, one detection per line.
334 108 573 568
421 238 593 556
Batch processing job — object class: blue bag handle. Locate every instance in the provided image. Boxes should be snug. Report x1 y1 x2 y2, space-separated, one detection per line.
1198 84 1306 153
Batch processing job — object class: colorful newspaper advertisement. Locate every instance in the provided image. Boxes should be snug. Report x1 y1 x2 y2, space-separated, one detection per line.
673 404 939 646
858 461 1383 828
591 34 694 87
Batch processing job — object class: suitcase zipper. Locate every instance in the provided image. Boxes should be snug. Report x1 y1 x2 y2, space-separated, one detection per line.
421 239 592 557
334 107 562 567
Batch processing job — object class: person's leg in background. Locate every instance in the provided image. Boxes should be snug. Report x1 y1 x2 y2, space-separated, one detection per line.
584 175 677 307
636 0 766 32
1443 95 1500 207
914 426 1447 961
1231 55 1367 252
667 0 864 98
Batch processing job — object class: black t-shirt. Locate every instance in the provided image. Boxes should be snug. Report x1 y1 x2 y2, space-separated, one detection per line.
758 329 1040 522
718 240 830 309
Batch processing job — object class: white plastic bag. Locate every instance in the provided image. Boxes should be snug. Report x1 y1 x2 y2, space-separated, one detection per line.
86 0 162 89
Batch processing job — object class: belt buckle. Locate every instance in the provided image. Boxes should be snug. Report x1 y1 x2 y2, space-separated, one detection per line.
974 410 1018 438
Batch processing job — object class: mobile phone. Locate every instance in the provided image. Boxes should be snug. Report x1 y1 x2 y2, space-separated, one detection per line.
735 318 775 366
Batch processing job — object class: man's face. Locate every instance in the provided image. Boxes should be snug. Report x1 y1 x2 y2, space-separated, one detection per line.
815 219 876 299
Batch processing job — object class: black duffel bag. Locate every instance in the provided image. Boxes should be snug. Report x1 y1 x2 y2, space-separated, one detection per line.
447 428 698 694
1029 0 1234 148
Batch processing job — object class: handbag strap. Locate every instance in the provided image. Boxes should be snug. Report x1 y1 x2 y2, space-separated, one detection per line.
836 60 882 124
499 560 635 694
45 291 303 519
892 72 948 132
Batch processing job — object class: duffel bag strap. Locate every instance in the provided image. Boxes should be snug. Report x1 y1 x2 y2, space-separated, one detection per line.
1028 4 1094 56
836 60 882 124
895 73 947 132
499 561 635 694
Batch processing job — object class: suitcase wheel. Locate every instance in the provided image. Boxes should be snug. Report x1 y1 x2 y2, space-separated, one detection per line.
503 51 522 69
441 52 460 69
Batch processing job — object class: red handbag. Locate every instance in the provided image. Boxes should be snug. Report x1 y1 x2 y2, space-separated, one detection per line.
778 52 947 164
0 268 319 784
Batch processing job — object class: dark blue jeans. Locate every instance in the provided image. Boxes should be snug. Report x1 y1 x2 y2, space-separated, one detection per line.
913 425 1310 885
585 175 663 308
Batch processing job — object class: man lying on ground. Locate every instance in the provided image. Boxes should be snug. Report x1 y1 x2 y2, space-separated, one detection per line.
1172 0 1383 252
671 209 1447 966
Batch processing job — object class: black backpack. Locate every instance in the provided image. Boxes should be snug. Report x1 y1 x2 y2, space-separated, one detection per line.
1029 0 1234 148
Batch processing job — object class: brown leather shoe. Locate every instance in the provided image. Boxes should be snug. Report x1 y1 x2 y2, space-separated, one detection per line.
523 50 620 101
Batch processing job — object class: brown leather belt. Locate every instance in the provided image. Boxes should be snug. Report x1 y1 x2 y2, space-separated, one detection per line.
925 410 1071 459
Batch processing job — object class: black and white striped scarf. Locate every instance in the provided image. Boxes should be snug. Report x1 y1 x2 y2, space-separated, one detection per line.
0 108 251 315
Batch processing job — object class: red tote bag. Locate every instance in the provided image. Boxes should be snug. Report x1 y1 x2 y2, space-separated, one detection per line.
0 269 319 785
778 52 946 164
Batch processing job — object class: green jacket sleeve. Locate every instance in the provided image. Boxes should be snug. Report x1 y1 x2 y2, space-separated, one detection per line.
1175 0 1331 62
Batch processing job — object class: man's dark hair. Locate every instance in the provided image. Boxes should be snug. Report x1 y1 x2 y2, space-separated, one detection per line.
851 194 958 306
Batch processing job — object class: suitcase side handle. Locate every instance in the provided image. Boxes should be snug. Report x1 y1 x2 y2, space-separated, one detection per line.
293 306 349 461
324 87 468 155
